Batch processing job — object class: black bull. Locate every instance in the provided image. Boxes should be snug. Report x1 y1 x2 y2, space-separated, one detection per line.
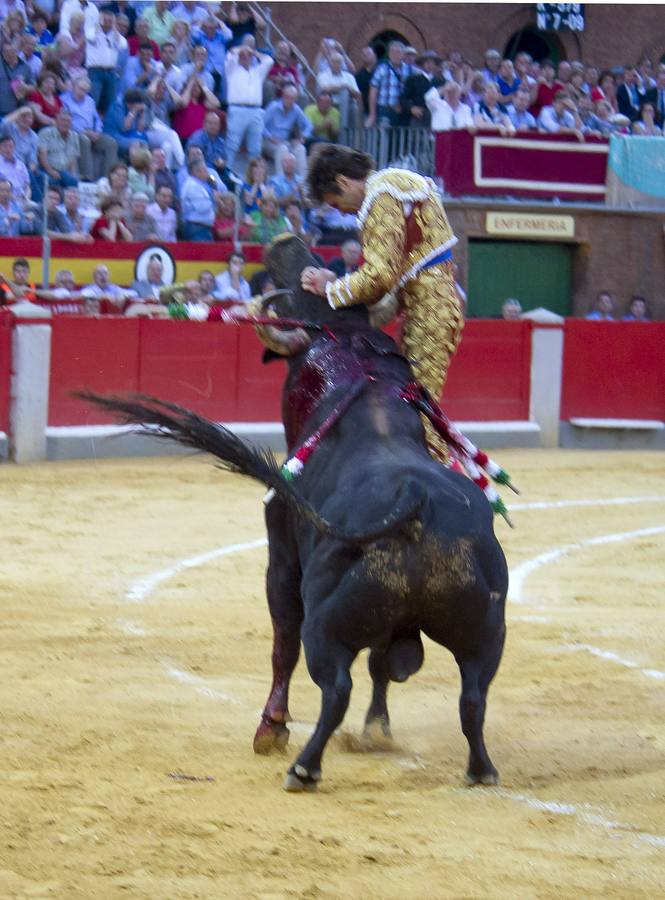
82 236 508 792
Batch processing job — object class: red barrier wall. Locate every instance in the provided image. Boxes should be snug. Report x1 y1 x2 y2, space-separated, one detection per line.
49 319 532 427
443 320 532 421
0 311 12 433
560 321 665 420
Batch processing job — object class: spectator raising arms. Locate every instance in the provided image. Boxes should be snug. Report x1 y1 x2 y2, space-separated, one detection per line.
90 196 133 241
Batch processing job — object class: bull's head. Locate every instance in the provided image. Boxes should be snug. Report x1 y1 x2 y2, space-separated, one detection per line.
253 235 398 357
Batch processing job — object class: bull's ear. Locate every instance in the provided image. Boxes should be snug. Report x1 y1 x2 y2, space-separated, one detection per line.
262 349 287 364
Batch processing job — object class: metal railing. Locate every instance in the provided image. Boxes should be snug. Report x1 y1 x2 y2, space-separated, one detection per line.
250 2 318 105
340 126 436 177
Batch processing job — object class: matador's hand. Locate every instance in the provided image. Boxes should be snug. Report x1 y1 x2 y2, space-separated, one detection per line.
301 266 336 296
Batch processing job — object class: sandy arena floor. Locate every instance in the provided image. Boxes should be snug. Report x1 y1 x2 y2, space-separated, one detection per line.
1 449 664 899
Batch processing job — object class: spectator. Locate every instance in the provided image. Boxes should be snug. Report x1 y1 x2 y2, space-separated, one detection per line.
538 90 583 137
45 184 92 242
143 1 176 47
284 200 315 244
308 202 358 244
147 184 177 241
61 75 118 181
150 147 178 200
268 150 305 209
473 82 514 133
170 19 193 66
241 154 267 213
0 134 30 202
530 59 564 117
366 41 413 127
83 263 126 313
61 0 99 36
577 94 605 135
622 295 651 321
224 44 273 170
191 15 233 97
19 33 42 81
598 70 618 111
355 45 377 118
514 51 536 100
2 105 41 199
617 65 646 122
171 72 220 142
131 254 167 300
90 195 133 241
84 7 127 115
0 42 35 119
263 84 312 176
180 156 220 241
632 102 662 136
128 17 160 59
57 15 87 86
464 70 486 109
215 251 251 301
153 40 182 93
145 77 186 168
97 161 131 208
496 58 520 104
557 60 572 85
501 298 522 321
586 290 615 320
248 191 288 244
196 269 219 303
644 64 665 128
187 111 229 181
265 40 299 103
425 80 473 131
304 91 340 144
593 99 621 136
213 192 249 242
180 43 214 92
29 12 54 50
125 192 159 242
481 48 502 84
316 51 360 129
27 70 62 130
329 238 362 277
506 86 537 131
123 41 163 95
104 1 137 36
103 89 152 160
0 257 37 303
227 1 266 49
583 64 604 102
38 108 80 188
177 143 225 192
59 185 94 234
637 57 656 92
0 178 22 236
401 50 445 128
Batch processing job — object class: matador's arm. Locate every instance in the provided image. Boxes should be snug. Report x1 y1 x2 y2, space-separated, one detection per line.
325 192 405 309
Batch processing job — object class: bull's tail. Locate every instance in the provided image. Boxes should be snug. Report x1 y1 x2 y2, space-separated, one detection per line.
77 392 424 545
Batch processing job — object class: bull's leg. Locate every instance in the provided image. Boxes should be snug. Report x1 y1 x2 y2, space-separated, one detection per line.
363 649 392 741
254 499 303 755
284 638 356 792
457 629 505 785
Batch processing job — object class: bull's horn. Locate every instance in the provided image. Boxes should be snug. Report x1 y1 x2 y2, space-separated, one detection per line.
255 322 311 356
258 288 293 313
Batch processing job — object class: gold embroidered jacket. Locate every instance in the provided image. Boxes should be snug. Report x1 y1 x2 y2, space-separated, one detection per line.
325 168 457 309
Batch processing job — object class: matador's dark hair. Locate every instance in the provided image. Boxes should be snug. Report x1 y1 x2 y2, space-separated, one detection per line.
306 143 375 203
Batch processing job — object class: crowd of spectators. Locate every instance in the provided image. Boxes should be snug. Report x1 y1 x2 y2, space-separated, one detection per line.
1 1 663 251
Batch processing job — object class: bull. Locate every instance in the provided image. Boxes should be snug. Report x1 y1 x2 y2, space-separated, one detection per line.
83 235 508 792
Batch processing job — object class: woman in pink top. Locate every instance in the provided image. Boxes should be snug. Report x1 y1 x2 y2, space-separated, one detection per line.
171 77 220 141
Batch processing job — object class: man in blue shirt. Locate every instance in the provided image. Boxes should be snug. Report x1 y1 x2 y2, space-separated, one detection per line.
268 150 304 208
192 15 233 100
506 86 537 131
187 111 237 188
263 84 312 176
61 75 118 180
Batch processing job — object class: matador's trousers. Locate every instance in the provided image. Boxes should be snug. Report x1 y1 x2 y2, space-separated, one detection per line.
400 261 464 461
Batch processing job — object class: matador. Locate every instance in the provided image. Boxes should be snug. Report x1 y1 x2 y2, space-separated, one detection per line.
301 145 463 458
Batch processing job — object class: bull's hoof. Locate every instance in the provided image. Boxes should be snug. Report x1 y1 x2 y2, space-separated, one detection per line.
283 764 321 793
253 719 290 755
362 717 393 745
465 768 499 786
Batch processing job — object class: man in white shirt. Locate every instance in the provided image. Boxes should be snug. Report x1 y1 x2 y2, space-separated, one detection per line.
224 45 273 169
425 81 473 131
538 90 583 136
85 9 127 115
61 0 99 36
146 185 177 242
316 52 360 129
